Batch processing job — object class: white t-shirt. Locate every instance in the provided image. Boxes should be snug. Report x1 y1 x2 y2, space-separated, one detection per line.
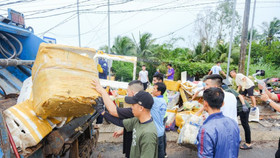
235 73 254 89
221 91 238 124
211 65 222 74
139 70 148 83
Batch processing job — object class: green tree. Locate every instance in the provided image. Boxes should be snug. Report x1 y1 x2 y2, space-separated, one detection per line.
194 1 241 46
133 32 155 58
261 17 280 45
99 45 110 53
111 36 136 55
247 28 262 42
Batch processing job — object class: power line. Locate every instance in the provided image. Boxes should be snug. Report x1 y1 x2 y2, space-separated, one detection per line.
85 15 108 46
24 0 107 16
40 0 190 45
37 13 77 36
0 0 39 6
25 0 132 19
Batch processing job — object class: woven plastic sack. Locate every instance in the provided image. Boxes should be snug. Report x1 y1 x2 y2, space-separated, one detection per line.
32 43 100 118
4 100 53 152
249 107 260 122
177 114 203 145
164 80 181 91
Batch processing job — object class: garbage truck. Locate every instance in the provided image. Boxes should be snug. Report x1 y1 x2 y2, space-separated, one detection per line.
0 9 100 157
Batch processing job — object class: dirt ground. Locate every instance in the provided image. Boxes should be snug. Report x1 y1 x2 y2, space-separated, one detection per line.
92 104 280 158
92 141 279 158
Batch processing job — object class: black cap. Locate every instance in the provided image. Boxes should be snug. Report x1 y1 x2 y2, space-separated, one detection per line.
125 91 154 109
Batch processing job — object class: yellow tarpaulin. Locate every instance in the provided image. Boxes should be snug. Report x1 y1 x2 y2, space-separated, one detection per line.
32 43 100 118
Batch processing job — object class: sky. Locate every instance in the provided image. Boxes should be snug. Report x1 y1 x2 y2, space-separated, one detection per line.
1 0 280 51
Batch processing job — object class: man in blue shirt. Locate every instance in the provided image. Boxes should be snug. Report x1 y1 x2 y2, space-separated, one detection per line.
208 62 226 77
151 82 167 158
197 87 240 158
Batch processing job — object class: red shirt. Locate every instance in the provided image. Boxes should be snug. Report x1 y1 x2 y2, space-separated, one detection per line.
277 94 280 102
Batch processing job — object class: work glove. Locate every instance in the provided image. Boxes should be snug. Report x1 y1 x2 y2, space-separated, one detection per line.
242 104 249 113
93 97 105 114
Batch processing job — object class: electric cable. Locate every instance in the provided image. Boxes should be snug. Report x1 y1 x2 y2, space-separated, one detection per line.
0 0 38 7
0 32 17 59
37 13 77 36
5 33 23 57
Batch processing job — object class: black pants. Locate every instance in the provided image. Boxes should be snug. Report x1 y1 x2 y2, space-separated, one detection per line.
238 110 251 144
163 117 168 156
276 138 280 158
143 82 148 90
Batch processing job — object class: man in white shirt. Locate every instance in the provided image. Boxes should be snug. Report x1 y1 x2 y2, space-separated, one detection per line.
230 70 256 108
208 62 226 77
204 74 238 123
138 65 149 90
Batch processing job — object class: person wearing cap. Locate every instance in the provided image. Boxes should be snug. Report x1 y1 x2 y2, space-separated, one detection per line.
92 80 143 158
101 91 158 158
92 80 165 158
197 87 240 157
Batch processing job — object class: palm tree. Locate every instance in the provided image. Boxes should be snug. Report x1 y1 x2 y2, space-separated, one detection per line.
261 17 280 45
99 45 110 53
247 28 262 42
133 32 155 58
111 36 136 55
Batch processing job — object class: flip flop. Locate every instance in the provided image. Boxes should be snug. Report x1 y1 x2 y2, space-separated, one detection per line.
240 143 252 150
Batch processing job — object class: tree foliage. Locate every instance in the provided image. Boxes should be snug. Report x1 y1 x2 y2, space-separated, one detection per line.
98 16 280 81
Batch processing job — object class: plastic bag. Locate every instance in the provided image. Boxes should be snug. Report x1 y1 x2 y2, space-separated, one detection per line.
177 114 203 145
167 91 180 109
249 107 260 122
175 111 193 133
165 108 177 131
17 77 32 104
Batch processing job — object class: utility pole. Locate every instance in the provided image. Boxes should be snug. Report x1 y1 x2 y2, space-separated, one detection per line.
108 0 111 54
108 0 111 80
238 0 251 74
246 0 257 76
77 0 81 47
226 0 237 78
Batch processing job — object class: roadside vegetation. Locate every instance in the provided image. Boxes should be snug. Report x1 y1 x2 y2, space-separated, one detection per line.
100 1 280 82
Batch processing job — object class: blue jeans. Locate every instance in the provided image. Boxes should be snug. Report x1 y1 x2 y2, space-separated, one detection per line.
158 136 165 158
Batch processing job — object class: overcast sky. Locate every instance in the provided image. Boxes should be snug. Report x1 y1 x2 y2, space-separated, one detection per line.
1 0 280 50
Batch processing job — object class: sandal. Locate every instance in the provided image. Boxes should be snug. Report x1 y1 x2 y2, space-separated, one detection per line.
240 143 252 150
